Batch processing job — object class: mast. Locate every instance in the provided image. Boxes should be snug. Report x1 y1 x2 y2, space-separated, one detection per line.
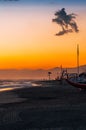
77 44 79 76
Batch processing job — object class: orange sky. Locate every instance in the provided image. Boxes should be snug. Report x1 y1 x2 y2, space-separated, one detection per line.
0 5 86 69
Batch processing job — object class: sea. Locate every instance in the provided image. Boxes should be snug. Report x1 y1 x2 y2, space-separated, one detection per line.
0 79 41 92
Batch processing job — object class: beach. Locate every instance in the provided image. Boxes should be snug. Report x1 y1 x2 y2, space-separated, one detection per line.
0 80 86 129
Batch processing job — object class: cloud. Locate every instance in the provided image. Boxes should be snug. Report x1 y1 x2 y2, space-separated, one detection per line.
56 29 73 36
52 8 79 36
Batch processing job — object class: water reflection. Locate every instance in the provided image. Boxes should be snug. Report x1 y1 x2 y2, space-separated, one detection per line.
0 87 14 92
0 80 41 92
32 83 42 87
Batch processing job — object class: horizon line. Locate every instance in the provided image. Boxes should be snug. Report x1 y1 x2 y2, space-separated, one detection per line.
0 64 85 70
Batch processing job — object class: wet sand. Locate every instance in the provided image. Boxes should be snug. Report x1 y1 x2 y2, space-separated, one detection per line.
0 80 86 129
0 90 25 104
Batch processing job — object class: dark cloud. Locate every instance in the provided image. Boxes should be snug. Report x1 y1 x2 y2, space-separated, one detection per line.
52 8 79 36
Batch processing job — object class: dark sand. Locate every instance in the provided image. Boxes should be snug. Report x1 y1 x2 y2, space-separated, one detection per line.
0 80 86 129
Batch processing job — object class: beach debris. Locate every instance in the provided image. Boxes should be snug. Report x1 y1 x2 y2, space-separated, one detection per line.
52 8 79 36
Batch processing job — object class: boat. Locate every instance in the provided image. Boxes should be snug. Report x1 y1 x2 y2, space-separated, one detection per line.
62 69 86 89
64 70 86 89
65 44 86 89
66 78 86 89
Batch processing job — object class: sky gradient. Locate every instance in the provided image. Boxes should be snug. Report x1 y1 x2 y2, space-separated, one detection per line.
0 0 86 69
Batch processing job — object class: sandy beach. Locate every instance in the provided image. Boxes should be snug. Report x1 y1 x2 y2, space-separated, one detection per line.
0 80 86 129
0 90 26 104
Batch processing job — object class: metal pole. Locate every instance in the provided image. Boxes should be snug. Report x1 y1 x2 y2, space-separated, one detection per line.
77 44 79 76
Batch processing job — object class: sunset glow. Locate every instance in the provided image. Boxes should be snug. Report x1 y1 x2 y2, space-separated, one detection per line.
0 1 86 69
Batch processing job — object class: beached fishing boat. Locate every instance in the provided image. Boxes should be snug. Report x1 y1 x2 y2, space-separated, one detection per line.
65 70 86 89
65 71 86 89
65 44 86 89
66 78 86 89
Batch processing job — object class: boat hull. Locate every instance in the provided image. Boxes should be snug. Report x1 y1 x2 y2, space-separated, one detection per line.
66 79 86 89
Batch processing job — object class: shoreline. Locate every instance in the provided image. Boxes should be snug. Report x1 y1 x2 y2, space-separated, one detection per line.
0 81 86 129
0 80 84 106
0 89 26 104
